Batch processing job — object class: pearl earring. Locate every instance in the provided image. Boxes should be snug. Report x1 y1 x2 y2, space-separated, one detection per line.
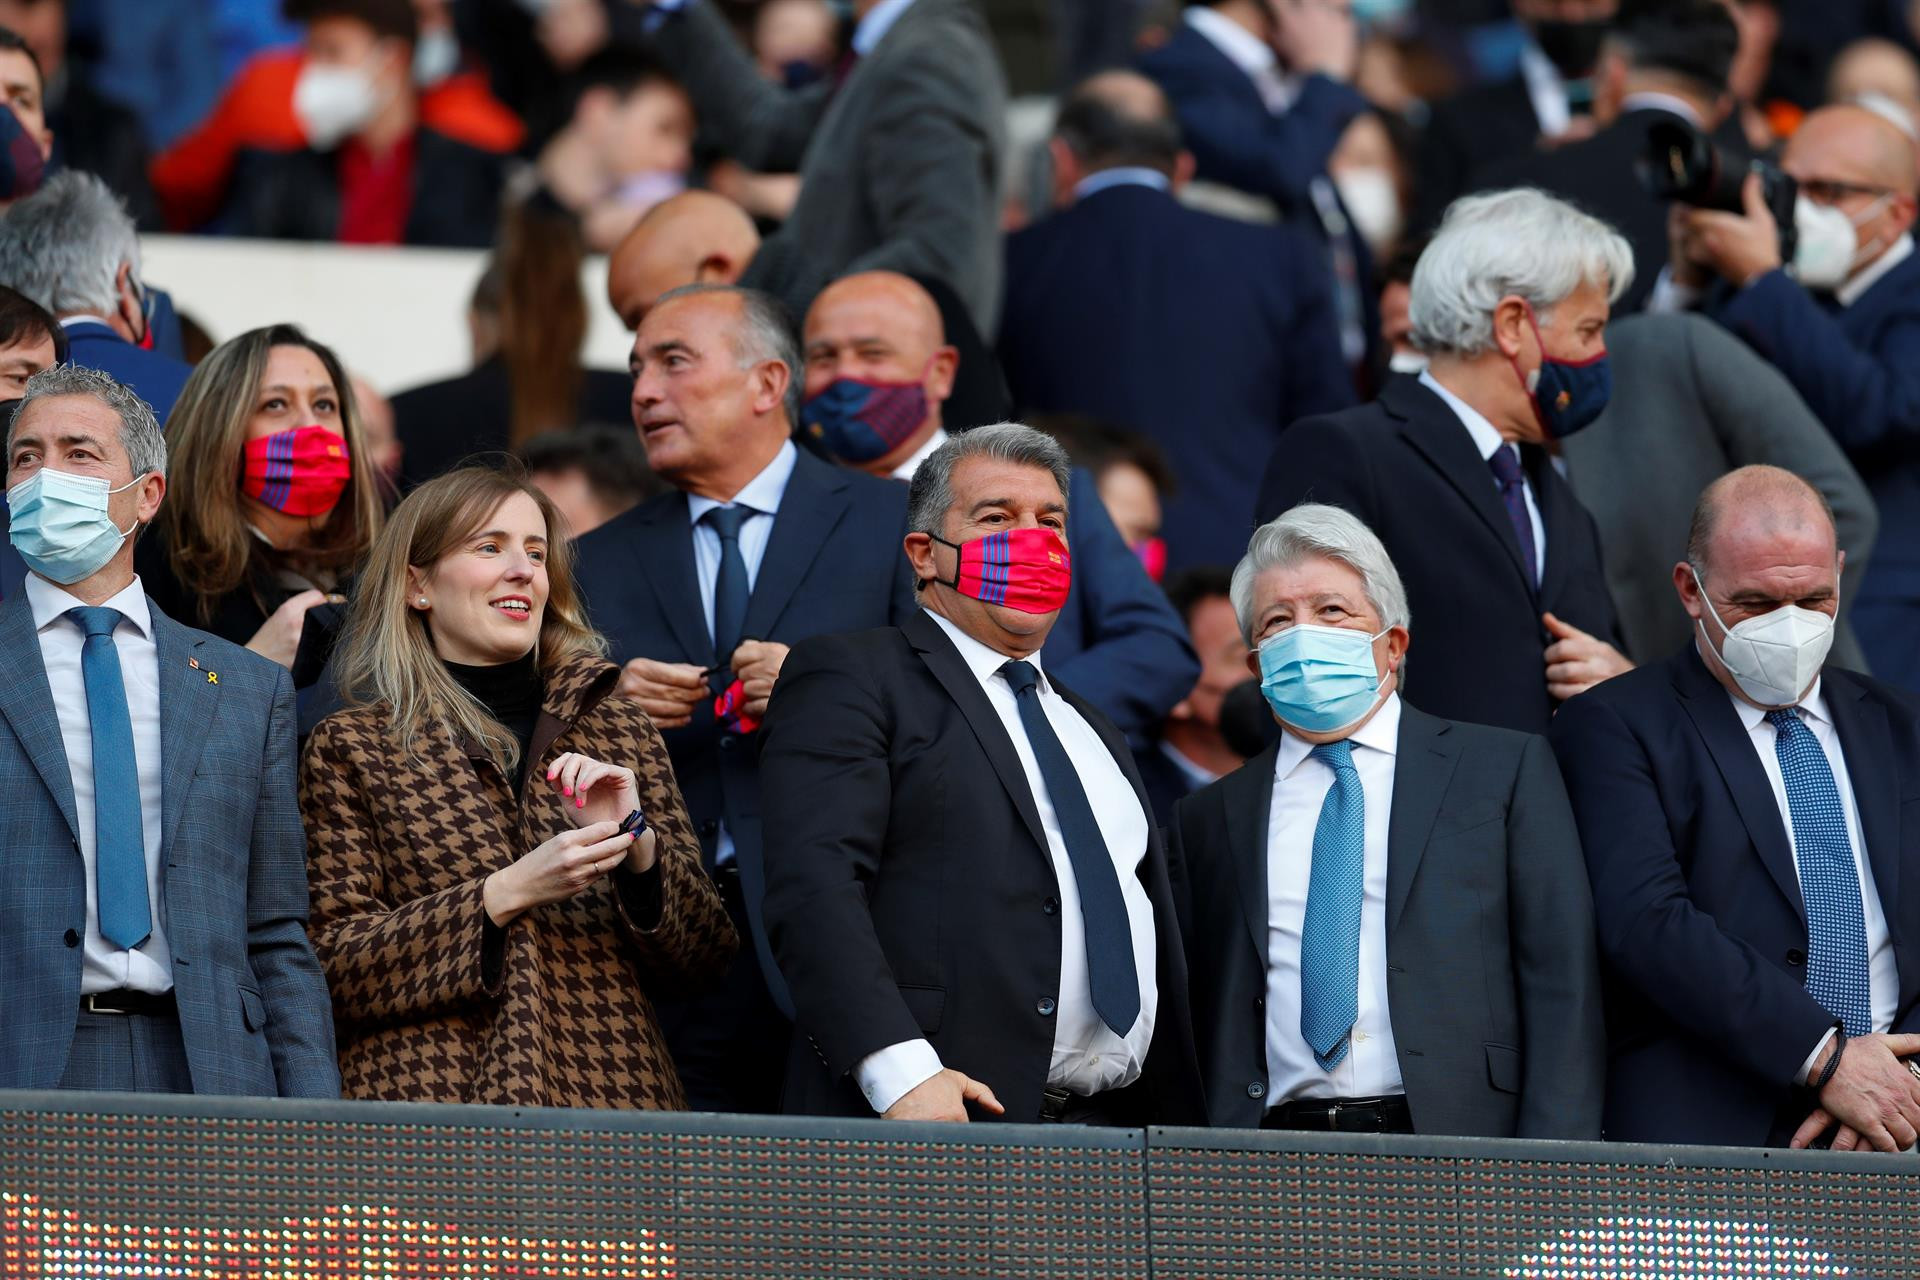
417 597 428 607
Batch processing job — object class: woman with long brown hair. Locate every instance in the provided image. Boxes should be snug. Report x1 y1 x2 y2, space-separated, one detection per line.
140 323 384 680
300 463 735 1107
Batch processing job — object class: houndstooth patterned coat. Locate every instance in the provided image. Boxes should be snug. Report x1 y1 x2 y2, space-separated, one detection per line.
299 653 737 1108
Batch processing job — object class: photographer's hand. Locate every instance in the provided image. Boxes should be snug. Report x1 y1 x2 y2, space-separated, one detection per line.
1684 172 1783 287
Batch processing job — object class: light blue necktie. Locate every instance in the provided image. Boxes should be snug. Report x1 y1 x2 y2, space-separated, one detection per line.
67 606 150 952
1300 739 1364 1070
1767 709 1872 1036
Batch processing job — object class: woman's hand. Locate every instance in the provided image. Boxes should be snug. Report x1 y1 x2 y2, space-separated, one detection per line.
483 821 635 926
244 589 329 669
545 752 641 829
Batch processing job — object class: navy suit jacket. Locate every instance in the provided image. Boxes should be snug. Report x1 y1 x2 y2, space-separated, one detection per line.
0 589 340 1096
1000 184 1354 570
1257 376 1622 735
1136 22 1366 215
1715 252 1920 663
1549 646 1920 1146
571 447 917 1003
62 321 193 427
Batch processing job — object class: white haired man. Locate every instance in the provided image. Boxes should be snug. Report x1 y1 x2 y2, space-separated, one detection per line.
1258 187 1635 735
1167 503 1603 1135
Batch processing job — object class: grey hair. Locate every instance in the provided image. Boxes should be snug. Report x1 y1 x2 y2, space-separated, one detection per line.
1408 188 1635 357
907 421 1072 538
9 364 168 481
653 282 802 425
1230 504 1410 646
0 172 142 318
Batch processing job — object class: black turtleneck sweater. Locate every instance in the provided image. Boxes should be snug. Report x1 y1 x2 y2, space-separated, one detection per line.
446 649 545 778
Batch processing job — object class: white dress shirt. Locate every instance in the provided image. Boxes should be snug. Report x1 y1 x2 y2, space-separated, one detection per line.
1838 232 1914 307
1419 369 1547 584
1518 42 1573 139
890 427 948 482
26 573 171 995
854 608 1160 1113
1265 694 1405 1102
1184 6 1292 111
1728 682 1898 1078
686 439 798 864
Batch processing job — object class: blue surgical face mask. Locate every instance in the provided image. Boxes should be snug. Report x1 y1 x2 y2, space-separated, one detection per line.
7 466 145 584
1257 621 1392 735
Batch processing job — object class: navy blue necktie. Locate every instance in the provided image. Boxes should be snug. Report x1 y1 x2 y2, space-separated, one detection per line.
1001 659 1140 1037
1487 444 1539 590
1300 739 1365 1070
67 606 150 951
1768 708 1873 1036
704 505 752 686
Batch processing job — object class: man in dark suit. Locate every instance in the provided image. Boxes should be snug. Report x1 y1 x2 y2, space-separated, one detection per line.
0 172 190 423
759 423 1204 1125
1412 0 1620 232
1663 102 1920 686
572 283 915 1113
1550 467 1920 1150
638 0 1006 336
1169 504 1603 1134
1471 1 1739 316
1257 187 1634 735
801 268 1198 741
1000 72 1352 572
0 364 339 1096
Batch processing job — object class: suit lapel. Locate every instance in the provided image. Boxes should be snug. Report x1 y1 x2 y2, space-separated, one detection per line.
905 610 1052 862
0 592 81 842
1673 647 1805 919
153 607 219 860
631 492 715 664
742 450 851 641
1825 672 1901 922
1389 379 1536 597
1223 744 1279 962
1529 446 1575 607
1385 705 1460 933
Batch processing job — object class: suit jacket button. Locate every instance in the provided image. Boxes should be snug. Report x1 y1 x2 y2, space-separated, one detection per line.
63 929 80 948
700 819 718 837
1786 947 1806 966
720 736 736 752
1253 995 1265 1010
1247 1082 1266 1100
1042 896 1059 915
1036 997 1056 1017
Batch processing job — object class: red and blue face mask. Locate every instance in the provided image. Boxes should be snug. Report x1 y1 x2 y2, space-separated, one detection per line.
801 364 932 464
241 424 352 517
1511 304 1611 440
932 526 1073 614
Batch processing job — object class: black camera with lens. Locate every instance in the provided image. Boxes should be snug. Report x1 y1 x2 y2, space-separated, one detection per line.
1637 118 1798 261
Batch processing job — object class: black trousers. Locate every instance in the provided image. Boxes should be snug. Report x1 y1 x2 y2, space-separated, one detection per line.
657 866 791 1114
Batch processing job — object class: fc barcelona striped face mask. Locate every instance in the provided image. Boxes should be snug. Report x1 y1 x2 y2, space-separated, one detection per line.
241 424 352 517
931 527 1072 614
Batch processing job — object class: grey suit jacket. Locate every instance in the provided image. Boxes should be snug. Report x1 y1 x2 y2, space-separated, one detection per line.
652 0 1007 334
1165 702 1605 1135
0 589 339 1097
1560 312 1879 670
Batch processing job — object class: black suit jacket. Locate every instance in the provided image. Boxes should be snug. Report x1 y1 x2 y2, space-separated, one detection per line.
1166 704 1604 1134
1256 377 1622 734
571 447 917 1002
392 357 637 491
1001 184 1354 570
1549 647 1920 1146
758 609 1206 1124
1412 76 1540 232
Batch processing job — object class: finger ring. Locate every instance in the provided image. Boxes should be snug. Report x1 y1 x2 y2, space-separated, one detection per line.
1908 1058 1920 1082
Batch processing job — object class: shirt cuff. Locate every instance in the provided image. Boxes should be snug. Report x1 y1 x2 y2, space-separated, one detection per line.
1646 265 1704 314
853 1039 943 1114
1797 1026 1839 1086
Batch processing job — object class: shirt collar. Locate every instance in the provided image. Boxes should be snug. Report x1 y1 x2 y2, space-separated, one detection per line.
1620 91 1703 127
1517 42 1572 137
1728 677 1830 733
852 0 917 56
1183 6 1277 79
891 427 948 481
1074 168 1172 201
1839 232 1914 307
686 439 798 527
58 315 119 334
1275 690 1403 780
1418 368 1511 464
25 571 153 639
922 605 1050 692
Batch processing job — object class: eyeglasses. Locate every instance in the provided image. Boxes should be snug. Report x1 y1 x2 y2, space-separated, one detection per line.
1797 177 1899 206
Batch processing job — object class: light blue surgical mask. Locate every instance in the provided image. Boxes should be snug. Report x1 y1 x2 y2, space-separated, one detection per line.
1257 622 1392 734
7 466 145 584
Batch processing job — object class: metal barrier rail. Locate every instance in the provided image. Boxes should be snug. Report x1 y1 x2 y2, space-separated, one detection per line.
0 1090 1914 1278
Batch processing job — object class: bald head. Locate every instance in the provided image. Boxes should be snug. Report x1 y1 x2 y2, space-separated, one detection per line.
1688 466 1837 575
800 270 958 474
1828 38 1920 115
607 191 762 331
1786 103 1920 196
1051 69 1184 192
808 271 946 354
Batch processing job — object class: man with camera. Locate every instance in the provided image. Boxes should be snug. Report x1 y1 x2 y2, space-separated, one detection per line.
1660 102 1920 683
